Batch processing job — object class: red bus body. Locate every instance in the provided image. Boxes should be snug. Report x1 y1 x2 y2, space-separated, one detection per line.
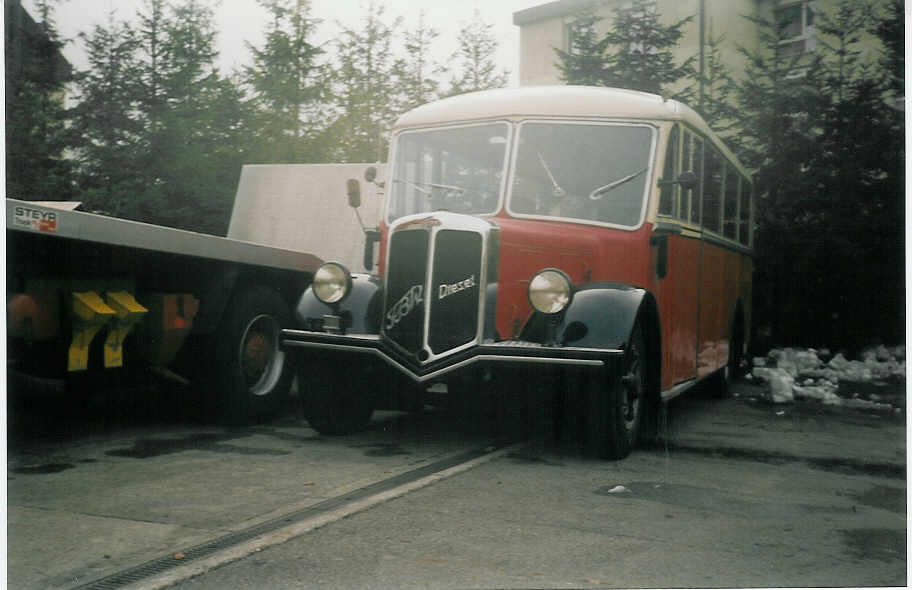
371 86 753 398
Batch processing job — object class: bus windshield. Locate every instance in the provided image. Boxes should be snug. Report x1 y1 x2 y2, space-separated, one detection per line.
508 122 655 227
387 122 509 223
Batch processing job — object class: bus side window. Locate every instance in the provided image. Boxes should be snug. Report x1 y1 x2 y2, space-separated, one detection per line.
739 178 752 246
703 147 722 233
688 133 703 225
723 166 739 240
658 125 679 217
681 131 692 222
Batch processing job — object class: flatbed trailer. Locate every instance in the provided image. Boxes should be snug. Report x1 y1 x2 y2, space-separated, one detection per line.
7 198 322 423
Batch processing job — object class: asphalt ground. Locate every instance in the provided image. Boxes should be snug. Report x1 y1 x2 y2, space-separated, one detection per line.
6 377 907 589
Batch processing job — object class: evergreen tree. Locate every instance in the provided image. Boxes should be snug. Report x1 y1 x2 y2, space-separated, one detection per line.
554 6 610 86
809 0 904 346
69 14 145 216
244 0 326 163
5 0 75 200
556 0 694 99
326 1 401 162
393 12 445 111
735 0 903 348
447 9 509 96
70 0 248 234
873 0 903 102
697 29 739 136
734 9 825 347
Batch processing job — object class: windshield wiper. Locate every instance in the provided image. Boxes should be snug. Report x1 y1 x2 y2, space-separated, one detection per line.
537 152 566 198
589 167 649 200
392 178 464 195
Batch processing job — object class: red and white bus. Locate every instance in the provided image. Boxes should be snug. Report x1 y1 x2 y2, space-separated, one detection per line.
282 85 753 459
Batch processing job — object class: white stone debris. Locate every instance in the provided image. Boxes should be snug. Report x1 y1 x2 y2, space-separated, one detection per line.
750 346 905 410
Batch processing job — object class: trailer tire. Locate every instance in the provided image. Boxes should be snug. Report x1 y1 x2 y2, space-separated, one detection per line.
211 286 293 425
586 317 647 460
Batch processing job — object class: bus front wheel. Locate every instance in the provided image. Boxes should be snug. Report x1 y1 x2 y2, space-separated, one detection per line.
587 318 647 460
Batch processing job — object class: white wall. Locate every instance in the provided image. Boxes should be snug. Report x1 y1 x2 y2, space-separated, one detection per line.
228 163 386 273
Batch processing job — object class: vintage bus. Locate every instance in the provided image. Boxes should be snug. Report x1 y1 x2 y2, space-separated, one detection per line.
282 85 753 460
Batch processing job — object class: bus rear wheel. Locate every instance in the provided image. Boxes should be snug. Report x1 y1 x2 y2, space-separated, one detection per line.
715 307 745 398
587 318 647 460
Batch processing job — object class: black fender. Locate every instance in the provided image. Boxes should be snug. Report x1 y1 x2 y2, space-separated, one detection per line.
293 273 383 334
521 282 657 351
521 281 662 440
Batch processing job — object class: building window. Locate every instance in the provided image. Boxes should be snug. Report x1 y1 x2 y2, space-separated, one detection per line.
775 1 816 58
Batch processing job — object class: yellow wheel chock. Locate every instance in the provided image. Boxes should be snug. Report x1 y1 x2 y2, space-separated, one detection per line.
68 291 116 372
103 291 148 368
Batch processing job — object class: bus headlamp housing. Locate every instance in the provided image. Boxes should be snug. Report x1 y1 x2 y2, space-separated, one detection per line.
528 268 573 314
313 262 353 305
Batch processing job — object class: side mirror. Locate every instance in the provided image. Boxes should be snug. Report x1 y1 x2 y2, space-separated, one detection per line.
364 166 377 183
347 178 361 208
676 170 698 190
658 170 698 191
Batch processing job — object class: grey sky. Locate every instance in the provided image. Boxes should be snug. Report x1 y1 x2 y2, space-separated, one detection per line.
28 0 546 86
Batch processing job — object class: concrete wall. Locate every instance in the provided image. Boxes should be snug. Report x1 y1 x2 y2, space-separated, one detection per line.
228 164 386 273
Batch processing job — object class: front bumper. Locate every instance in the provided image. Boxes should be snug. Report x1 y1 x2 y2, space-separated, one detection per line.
280 329 624 384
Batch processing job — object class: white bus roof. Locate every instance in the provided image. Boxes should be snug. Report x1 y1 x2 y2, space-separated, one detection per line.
394 86 701 129
393 85 748 178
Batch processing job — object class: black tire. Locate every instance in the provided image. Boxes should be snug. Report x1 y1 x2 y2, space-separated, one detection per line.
586 318 647 460
210 286 294 425
715 308 745 398
301 361 374 435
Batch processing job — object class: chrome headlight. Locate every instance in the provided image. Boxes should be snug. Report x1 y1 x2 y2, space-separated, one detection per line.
312 262 352 305
528 268 572 314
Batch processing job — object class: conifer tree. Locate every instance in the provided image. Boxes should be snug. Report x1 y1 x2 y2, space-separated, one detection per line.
733 9 825 346
697 29 739 136
735 0 903 347
873 0 903 102
808 0 904 345
5 0 75 200
554 6 609 86
244 0 326 163
326 1 401 162
447 9 509 96
393 12 445 111
69 14 145 217
556 0 694 99
70 0 248 234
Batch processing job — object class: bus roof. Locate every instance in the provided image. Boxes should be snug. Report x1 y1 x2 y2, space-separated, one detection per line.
394 86 701 129
393 85 748 178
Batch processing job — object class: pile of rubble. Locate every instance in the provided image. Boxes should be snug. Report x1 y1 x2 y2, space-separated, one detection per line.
749 345 905 411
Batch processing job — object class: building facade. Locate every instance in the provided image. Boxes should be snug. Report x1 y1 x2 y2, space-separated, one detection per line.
513 0 889 91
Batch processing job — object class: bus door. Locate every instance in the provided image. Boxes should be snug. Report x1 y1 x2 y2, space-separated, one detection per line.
654 126 703 389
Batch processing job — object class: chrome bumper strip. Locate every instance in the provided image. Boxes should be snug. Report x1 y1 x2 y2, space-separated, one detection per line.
282 330 617 384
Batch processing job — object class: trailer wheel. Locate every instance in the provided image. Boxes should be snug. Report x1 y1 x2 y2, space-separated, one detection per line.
587 318 647 460
212 286 293 424
301 362 374 435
